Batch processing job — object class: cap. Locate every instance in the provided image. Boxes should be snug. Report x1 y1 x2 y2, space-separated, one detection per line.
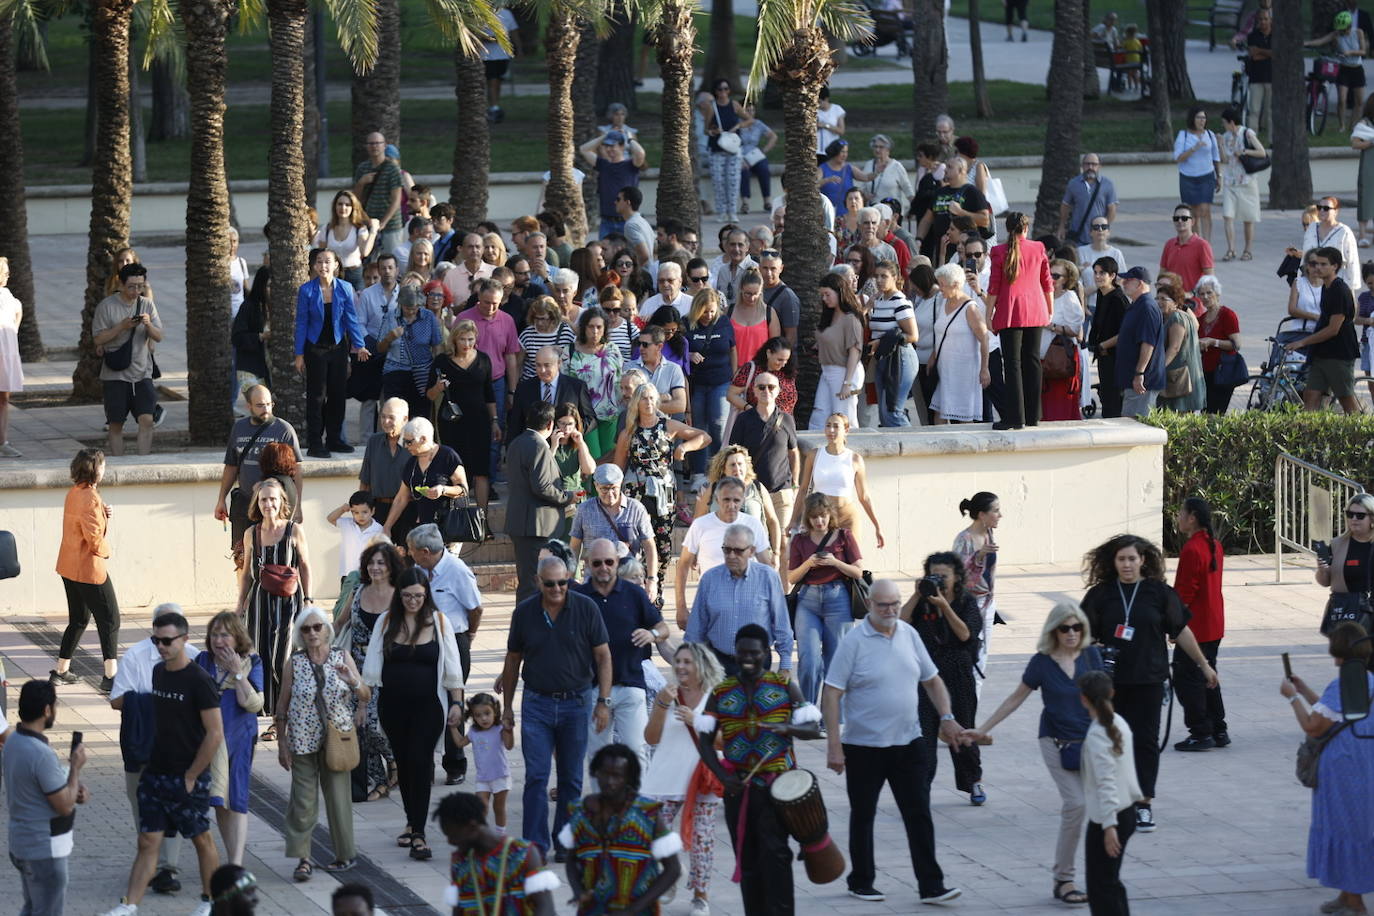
1120 266 1152 284
593 464 624 486
1336 11 1353 29
604 130 626 145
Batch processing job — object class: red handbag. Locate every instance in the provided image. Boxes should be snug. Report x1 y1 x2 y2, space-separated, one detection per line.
260 564 299 598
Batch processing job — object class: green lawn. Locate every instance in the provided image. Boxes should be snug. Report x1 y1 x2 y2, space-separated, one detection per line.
949 0 1209 43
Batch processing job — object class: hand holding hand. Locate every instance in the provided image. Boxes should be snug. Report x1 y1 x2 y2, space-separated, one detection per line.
447 704 465 728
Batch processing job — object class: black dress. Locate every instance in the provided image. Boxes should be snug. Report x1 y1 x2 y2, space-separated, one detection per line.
912 591 984 794
399 445 464 544
430 352 495 477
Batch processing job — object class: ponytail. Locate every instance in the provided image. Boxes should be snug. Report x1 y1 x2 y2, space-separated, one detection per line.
1077 670 1123 756
1003 211 1028 283
959 490 999 518
1182 496 1219 572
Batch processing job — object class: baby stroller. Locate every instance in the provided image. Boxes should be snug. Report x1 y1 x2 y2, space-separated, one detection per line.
1246 316 1310 410
850 0 913 58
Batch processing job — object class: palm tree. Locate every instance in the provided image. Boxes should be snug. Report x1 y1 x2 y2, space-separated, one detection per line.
1269 0 1311 207
1033 0 1084 233
703 0 739 89
574 20 601 222
648 0 700 234
541 4 591 245
351 0 400 168
451 49 491 227
0 2 44 360
967 0 991 117
1143 0 1171 149
909 0 947 143
749 0 870 419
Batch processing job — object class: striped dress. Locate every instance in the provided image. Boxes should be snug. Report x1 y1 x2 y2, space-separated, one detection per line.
243 520 302 714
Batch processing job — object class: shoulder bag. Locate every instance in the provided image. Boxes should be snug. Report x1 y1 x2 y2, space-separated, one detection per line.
1240 128 1271 174
310 655 360 772
846 567 874 620
1213 349 1250 388
1070 177 1104 243
1296 719 1350 788
103 302 141 371
1053 737 1083 771
257 522 300 598
925 299 971 399
440 496 490 544
1042 334 1077 380
714 103 742 155
1322 591 1374 634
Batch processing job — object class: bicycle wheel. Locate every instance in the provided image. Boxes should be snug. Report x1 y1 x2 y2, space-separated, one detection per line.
1311 81 1330 135
1246 374 1272 410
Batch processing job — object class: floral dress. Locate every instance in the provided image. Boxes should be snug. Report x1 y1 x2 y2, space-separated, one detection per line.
623 417 675 604
349 589 394 795
569 344 625 459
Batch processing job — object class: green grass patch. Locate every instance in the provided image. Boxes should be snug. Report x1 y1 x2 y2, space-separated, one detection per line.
949 0 1208 43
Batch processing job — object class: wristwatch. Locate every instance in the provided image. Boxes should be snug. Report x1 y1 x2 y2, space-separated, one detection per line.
234 672 245 682
597 696 613 707
939 713 956 722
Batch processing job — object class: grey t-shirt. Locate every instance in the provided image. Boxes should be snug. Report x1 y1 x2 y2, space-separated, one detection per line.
2 728 73 858
359 431 411 500
93 294 162 383
223 416 302 492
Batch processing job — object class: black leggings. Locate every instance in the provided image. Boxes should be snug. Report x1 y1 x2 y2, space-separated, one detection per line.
998 327 1044 427
380 693 444 836
1202 369 1235 414
59 576 121 660
1112 682 1164 800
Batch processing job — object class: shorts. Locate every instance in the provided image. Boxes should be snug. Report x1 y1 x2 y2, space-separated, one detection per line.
474 776 511 795
1362 338 1371 374
1221 181 1261 223
484 58 510 80
1338 64 1366 89
103 378 158 425
1305 356 1357 398
137 770 212 838
1178 172 1216 206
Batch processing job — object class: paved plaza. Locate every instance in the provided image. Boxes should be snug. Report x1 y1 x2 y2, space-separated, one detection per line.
0 552 1346 915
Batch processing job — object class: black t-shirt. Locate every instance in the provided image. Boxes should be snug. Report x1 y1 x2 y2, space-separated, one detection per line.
148 662 221 775
1088 287 1130 355
1245 28 1272 82
404 445 464 525
921 183 991 257
573 580 662 688
728 407 798 492
1080 578 1191 686
1344 538 1374 594
1311 278 1359 360
910 172 941 223
508 591 609 693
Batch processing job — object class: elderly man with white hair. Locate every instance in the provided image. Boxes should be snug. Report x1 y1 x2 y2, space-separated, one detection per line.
381 416 469 547
358 396 409 522
821 579 963 905
747 224 775 260
710 229 758 306
637 261 694 320
683 521 791 678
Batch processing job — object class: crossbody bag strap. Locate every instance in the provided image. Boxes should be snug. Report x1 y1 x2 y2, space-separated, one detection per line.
931 300 971 369
236 420 274 469
1071 178 1104 242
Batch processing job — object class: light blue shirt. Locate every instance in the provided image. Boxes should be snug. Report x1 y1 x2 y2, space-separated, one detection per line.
825 617 938 747
356 281 399 341
685 560 793 669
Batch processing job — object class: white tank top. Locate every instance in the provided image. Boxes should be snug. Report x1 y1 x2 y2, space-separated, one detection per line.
812 447 857 499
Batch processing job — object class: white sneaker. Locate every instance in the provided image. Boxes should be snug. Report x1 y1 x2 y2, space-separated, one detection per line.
190 900 212 916
99 903 138 916
690 899 711 916
0 442 21 457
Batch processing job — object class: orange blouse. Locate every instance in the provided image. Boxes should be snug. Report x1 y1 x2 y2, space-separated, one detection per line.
56 484 110 584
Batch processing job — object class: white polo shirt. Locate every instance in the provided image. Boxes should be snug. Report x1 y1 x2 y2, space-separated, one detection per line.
683 511 769 576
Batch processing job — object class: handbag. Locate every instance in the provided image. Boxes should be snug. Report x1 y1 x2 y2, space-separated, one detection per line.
846 568 874 620
310 657 360 773
439 397 463 423
1296 721 1350 788
743 147 767 167
713 103 742 154
440 497 489 544
1053 737 1083 771
1322 591 1374 634
1240 129 1270 173
1042 334 1077 380
985 175 1010 216
256 523 299 598
1164 365 1193 399
1213 349 1249 388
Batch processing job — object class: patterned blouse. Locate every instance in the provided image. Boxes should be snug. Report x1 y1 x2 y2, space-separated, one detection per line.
285 648 355 756
568 345 625 421
625 418 674 491
712 671 795 784
448 837 555 916
561 796 677 915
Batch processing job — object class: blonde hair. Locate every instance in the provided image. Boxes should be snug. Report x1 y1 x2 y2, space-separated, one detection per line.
625 383 662 440
1052 258 1080 290
248 477 292 521
687 287 724 328
482 232 507 266
449 319 478 355
1036 601 1094 655
406 238 434 275
707 444 757 486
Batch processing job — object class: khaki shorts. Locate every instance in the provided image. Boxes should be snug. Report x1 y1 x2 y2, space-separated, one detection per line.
1222 181 1261 224
1305 357 1357 398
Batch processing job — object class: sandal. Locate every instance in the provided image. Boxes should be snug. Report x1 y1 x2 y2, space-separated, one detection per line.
324 858 356 873
410 835 434 860
292 859 313 882
1222 250 1236 262
261 723 277 742
397 829 415 847
1054 880 1088 905
1240 251 1253 261
387 762 399 788
366 785 390 802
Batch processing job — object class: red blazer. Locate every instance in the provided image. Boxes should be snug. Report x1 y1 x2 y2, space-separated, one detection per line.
986 238 1053 331
1173 530 1224 642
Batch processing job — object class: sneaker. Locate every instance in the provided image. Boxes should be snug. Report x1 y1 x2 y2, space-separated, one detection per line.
0 442 22 457
1213 731 1231 748
849 886 887 901
99 676 115 694
149 867 181 894
920 887 962 904
970 783 987 805
48 669 79 686
191 898 212 916
1135 805 1156 832
152 403 166 427
1173 735 1215 752
690 899 711 916
100 904 138 916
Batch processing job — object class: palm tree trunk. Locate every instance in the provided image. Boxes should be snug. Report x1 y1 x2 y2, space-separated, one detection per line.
149 57 191 141
74 0 135 401
910 0 948 147
968 0 993 117
545 8 588 245
1034 0 1084 233
129 49 146 183
303 10 319 203
180 0 234 445
1144 0 1172 149
704 0 740 90
773 27 835 423
267 0 310 429
1081 1 1099 99
350 0 400 169
1269 0 1312 207
0 11 43 360
595 2 637 114
574 20 601 223
1158 0 1193 100
655 0 700 234
80 24 97 167
452 49 491 228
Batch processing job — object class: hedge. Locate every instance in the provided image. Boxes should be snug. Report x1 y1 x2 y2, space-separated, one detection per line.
1142 408 1374 555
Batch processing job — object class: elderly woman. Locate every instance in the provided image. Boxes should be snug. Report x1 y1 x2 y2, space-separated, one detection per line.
929 262 992 424
1156 277 1206 413
835 187 867 253
1280 622 1374 916
550 267 583 325
1315 492 1374 635
381 417 469 547
727 335 795 415
518 296 577 379
428 318 498 509
963 602 1103 905
862 134 915 213
568 306 625 460
378 284 443 424
1041 259 1087 421
790 412 885 548
1194 275 1242 414
788 493 864 706
853 206 899 266
737 101 778 212
236 477 311 731
275 605 367 879
363 566 466 862
196 612 264 865
52 447 121 691
810 272 867 430
1287 249 1325 332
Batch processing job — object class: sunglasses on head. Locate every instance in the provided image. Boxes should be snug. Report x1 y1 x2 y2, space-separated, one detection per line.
1057 623 1084 634
542 579 570 588
152 634 185 647
1348 510 1369 520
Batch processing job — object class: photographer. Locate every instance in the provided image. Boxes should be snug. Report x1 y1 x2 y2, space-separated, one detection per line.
902 551 985 805
1080 534 1218 835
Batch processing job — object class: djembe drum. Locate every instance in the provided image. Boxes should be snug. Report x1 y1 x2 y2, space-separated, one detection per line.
769 768 845 884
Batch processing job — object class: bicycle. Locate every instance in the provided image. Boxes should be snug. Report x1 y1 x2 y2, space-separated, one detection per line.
1231 49 1249 124
1307 56 1339 136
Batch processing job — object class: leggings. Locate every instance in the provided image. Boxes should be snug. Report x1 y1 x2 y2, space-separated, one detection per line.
59 576 121 660
997 326 1044 427
657 797 722 896
709 150 743 217
380 692 445 837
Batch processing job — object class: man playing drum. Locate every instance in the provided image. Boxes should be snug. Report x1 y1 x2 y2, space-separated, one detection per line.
821 578 964 904
693 624 822 916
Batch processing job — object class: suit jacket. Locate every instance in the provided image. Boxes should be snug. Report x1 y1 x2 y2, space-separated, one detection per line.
511 373 597 435
986 239 1053 332
294 277 366 355
504 429 573 538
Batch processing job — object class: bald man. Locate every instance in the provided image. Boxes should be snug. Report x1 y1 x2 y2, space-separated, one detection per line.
214 385 304 567
510 346 597 434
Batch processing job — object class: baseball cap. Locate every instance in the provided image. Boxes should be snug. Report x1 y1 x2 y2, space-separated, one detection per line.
1120 266 1152 284
593 464 624 486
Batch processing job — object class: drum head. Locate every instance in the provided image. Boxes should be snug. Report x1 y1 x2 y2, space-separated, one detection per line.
770 768 815 802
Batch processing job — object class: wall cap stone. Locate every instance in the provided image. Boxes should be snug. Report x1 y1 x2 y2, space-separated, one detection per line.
0 450 362 491
796 418 1166 457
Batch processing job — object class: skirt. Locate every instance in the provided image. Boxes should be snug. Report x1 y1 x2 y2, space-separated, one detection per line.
1179 172 1216 205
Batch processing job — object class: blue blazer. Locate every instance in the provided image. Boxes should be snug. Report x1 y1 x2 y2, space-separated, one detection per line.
294 278 366 355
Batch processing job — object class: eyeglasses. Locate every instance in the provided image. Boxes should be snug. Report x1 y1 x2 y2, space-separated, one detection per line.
874 601 903 611
966 251 984 259
1172 215 1192 222
721 545 751 555
1056 623 1085 634
301 623 325 633
589 558 617 567
1347 510 1369 520
1091 223 1110 230
541 579 570 588
400 591 427 601
615 260 634 269
755 383 778 391
152 634 186 647
604 307 622 313
638 339 660 347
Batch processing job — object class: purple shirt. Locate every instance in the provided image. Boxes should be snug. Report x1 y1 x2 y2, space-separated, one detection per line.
457 306 521 380
468 724 510 782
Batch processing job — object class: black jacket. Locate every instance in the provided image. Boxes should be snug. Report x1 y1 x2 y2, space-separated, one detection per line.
510 373 597 435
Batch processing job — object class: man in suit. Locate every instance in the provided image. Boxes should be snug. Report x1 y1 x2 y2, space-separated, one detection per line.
504 401 575 601
510 346 597 434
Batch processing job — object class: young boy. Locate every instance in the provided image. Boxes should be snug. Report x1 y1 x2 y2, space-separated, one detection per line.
328 491 386 581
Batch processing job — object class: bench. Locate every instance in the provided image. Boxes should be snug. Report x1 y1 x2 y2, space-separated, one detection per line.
1092 39 1145 95
1188 0 1247 51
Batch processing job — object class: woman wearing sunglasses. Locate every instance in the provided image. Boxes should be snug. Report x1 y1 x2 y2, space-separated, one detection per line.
1316 493 1374 635
961 601 1103 906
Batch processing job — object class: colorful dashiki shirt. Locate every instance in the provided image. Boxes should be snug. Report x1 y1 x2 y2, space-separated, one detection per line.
447 837 558 916
560 796 681 915
712 671 795 785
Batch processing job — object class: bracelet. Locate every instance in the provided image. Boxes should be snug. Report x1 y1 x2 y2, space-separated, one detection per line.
1290 694 1304 705
655 700 672 709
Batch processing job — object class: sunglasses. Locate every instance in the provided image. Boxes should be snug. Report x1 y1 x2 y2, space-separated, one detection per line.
152 634 186 647
604 307 622 313
638 339 660 347
589 558 617 567
755 383 778 391
541 579 570 588
721 545 751 555
1348 510 1369 520
1172 215 1192 222
615 260 634 268
688 274 710 282
1057 623 1084 634
400 437 417 446
759 249 780 259
1092 223 1110 230
301 623 325 633
1318 204 1335 212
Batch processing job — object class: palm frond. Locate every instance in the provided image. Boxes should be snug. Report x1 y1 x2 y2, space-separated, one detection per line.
424 0 510 58
634 0 694 33
7 0 50 72
235 0 267 35
325 0 380 72
513 0 611 37
137 0 184 75
747 0 871 98
815 0 872 44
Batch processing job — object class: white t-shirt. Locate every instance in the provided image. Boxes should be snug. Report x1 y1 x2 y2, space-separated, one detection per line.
336 517 386 578
482 8 519 61
1077 244 1126 274
683 511 769 575
229 256 250 320
816 103 846 154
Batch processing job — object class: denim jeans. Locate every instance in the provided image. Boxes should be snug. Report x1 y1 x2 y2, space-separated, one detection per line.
877 344 920 427
520 689 590 853
376 227 405 262
585 684 649 763
490 374 508 479
795 580 854 705
689 380 730 475
1120 387 1159 417
10 853 67 916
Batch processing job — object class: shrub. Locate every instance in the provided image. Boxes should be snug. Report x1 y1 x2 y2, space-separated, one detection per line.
1142 408 1374 555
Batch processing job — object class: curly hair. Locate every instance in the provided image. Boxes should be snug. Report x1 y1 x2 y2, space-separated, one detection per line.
1082 534 1166 587
924 550 967 598
358 542 404 586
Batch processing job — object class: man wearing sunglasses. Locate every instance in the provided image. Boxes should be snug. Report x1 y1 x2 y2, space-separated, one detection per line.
1158 205 1214 293
683 523 790 680
1057 154 1118 247
728 371 800 528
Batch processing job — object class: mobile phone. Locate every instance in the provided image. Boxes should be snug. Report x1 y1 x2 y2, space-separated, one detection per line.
71 731 83 753
1282 652 1293 681
1314 540 1333 566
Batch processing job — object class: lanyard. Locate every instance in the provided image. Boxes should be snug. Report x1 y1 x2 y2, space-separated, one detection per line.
1116 580 1141 627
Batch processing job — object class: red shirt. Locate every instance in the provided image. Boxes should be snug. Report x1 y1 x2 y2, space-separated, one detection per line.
1198 305 1240 373
1173 530 1224 642
1159 235 1215 293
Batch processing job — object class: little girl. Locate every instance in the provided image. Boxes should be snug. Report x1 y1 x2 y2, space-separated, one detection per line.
451 693 514 831
1079 670 1144 916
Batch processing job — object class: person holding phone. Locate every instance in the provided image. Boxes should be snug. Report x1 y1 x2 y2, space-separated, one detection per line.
953 492 1001 689
92 262 163 456
1315 493 1374 635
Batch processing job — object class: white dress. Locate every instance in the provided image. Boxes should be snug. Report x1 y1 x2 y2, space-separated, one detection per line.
0 288 24 392
930 297 984 422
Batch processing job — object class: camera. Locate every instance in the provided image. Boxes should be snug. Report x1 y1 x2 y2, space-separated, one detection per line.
1100 645 1121 676
917 573 945 598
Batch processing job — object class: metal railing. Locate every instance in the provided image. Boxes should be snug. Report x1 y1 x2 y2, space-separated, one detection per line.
1274 452 1366 582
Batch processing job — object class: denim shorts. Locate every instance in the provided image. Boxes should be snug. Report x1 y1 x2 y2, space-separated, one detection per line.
137 770 212 838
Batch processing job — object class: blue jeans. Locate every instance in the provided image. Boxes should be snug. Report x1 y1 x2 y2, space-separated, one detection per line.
689 380 730 475
376 227 405 261
599 218 626 237
10 853 67 916
795 580 854 705
490 374 508 480
520 689 590 854
877 344 920 427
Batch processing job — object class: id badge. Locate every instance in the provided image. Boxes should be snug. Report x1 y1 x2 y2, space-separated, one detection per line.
1115 624 1135 641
